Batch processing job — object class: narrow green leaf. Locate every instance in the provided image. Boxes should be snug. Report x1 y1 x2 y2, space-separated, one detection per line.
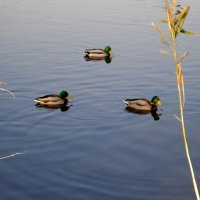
180 29 199 36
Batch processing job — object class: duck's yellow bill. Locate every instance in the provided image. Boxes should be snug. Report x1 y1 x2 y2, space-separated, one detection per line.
157 100 162 106
67 95 73 100
109 50 113 54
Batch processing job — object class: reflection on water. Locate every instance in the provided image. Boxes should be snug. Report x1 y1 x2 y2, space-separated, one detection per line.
84 56 112 64
35 103 73 112
0 150 26 160
125 106 162 121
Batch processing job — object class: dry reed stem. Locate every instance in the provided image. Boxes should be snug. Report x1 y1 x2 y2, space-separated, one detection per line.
0 150 26 160
178 51 188 63
0 88 15 99
181 75 185 106
0 82 15 99
152 0 200 199
177 82 200 200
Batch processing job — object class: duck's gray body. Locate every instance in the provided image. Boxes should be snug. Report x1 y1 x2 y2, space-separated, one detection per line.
85 49 110 59
34 94 67 108
123 98 153 111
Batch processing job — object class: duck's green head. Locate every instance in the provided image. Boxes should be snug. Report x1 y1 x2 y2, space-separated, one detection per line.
104 46 112 54
151 96 162 106
59 91 73 100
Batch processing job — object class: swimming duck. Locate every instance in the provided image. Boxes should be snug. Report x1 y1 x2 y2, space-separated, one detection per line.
34 91 73 108
123 96 162 111
84 46 112 59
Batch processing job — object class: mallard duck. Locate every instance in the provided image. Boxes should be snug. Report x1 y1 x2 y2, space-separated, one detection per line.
84 46 112 59
123 96 162 112
34 91 73 108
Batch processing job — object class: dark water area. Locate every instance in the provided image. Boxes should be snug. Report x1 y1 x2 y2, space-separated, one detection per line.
0 0 200 199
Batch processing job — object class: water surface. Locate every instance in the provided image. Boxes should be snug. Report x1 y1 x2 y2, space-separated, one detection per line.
0 0 200 199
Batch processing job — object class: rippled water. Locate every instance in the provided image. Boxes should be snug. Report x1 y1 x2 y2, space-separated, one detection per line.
0 0 200 199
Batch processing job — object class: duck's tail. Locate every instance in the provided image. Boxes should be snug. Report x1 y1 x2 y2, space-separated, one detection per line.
123 99 129 105
34 99 41 103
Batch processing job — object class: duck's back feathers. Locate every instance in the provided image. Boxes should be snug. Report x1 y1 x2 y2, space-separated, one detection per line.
123 98 151 105
123 98 152 111
85 49 104 54
34 94 67 107
85 47 112 59
35 94 62 102
85 49 108 59
35 100 66 108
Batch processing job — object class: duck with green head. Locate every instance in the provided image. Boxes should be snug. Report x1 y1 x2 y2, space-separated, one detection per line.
123 96 162 112
84 46 112 59
34 91 73 108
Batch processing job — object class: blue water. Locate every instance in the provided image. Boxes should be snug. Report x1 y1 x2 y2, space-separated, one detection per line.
0 0 200 199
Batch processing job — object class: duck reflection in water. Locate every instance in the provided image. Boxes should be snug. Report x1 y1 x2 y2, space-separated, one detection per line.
84 56 112 64
35 103 73 112
123 96 162 121
125 106 161 121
